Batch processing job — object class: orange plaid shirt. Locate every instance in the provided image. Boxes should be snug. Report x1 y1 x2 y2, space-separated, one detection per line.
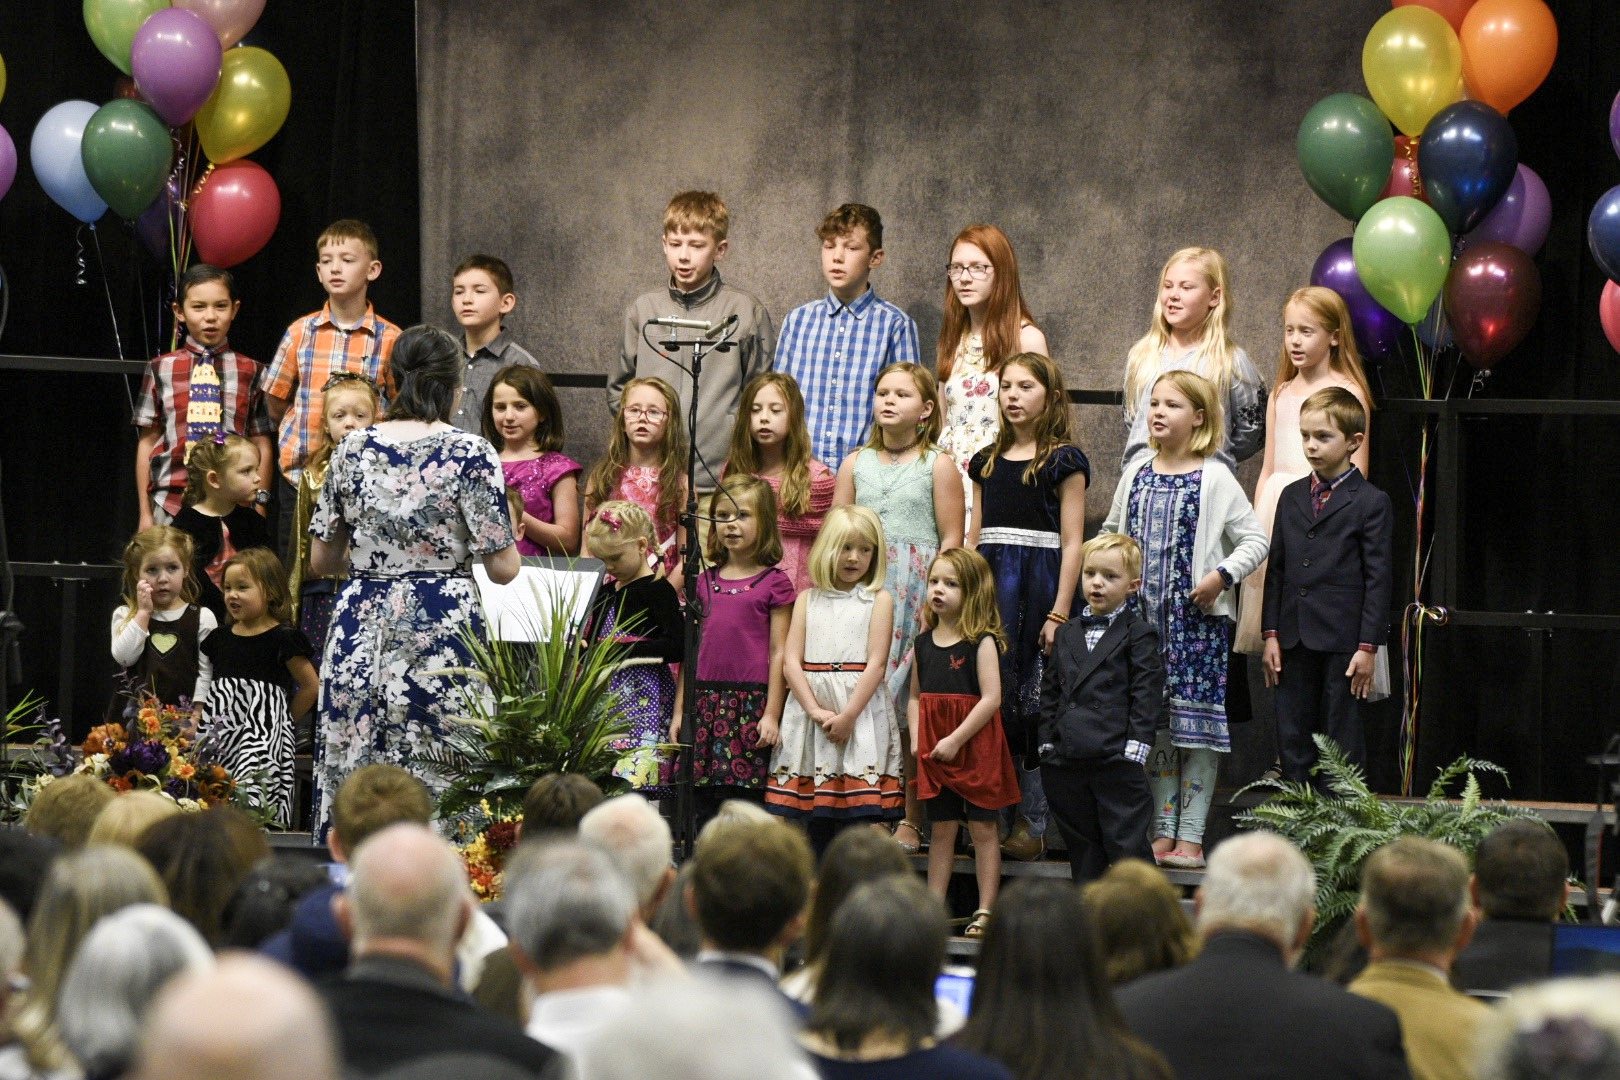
264 302 401 481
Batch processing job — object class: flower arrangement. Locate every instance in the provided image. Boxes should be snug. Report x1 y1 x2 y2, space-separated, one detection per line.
454 801 522 901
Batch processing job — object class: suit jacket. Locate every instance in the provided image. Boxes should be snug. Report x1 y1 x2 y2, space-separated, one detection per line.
1349 961 1492 1080
1037 608 1165 764
1116 930 1410 1080
692 954 810 1021
319 955 558 1077
1451 918 1555 995
1262 468 1393 653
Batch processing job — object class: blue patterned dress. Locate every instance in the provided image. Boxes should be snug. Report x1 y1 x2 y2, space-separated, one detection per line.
1127 467 1231 753
308 428 515 837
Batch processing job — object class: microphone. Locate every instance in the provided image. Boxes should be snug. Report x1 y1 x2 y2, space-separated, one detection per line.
703 314 739 340
647 316 712 331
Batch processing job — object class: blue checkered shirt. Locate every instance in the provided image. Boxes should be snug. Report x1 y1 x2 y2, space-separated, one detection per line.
775 287 920 467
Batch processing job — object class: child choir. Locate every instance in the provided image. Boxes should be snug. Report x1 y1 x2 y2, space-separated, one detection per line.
115 190 1394 915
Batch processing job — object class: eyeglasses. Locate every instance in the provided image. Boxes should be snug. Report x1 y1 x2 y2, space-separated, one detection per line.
624 406 668 422
945 262 993 281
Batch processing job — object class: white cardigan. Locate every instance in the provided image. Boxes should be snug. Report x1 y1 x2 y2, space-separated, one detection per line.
1101 456 1268 623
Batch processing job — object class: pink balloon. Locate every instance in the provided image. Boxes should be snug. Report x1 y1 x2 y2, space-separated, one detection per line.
173 0 266 49
1601 281 1620 356
190 160 280 267
131 8 223 126
0 125 15 202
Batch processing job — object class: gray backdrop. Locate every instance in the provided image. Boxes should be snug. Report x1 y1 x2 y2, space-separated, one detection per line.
418 0 1383 519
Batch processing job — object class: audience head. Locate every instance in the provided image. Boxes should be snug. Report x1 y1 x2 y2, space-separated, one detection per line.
89 790 182 848
801 825 910 966
0 830 59 923
1356 836 1475 962
580 978 804 1080
577 793 674 913
688 818 812 954
338 823 472 977
385 325 464 423
1196 832 1316 963
136 804 269 947
1474 819 1569 922
132 952 341 1080
57 904 213 1079
1476 976 1620 1080
507 841 637 981
648 863 703 961
221 857 333 950
330 763 433 860
1083 857 1199 986
26 773 115 850
0 899 22 1011
808 876 946 1054
521 772 606 840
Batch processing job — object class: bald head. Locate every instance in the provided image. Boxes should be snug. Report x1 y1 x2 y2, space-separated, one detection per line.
133 953 339 1080
345 824 471 961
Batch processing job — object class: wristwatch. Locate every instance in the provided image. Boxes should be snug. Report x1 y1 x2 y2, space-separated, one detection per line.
252 489 272 507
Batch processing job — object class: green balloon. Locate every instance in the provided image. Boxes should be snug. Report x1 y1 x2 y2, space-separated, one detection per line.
1297 93 1396 222
81 99 172 220
1352 197 1453 325
83 0 167 76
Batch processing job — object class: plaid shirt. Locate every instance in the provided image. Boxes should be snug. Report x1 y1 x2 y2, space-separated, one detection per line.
264 302 401 482
134 339 272 518
775 287 919 468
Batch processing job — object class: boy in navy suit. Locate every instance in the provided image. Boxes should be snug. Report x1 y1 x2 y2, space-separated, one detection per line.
1038 533 1166 883
1262 387 1393 790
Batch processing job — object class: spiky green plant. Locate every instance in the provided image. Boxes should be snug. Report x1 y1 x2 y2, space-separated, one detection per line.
418 576 640 823
1235 734 1543 961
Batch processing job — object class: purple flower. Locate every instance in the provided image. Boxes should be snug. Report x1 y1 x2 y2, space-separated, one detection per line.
165 777 195 800
112 739 170 776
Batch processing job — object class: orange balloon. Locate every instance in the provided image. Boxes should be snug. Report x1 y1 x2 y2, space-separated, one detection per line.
1394 0 1478 33
1460 0 1557 114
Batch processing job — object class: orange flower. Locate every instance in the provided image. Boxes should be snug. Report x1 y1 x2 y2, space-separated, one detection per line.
108 775 133 793
174 762 196 780
82 723 128 756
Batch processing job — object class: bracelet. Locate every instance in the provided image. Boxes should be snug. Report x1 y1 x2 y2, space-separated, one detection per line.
1045 611 1068 624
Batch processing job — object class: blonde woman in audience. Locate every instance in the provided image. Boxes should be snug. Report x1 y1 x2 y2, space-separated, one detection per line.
1081 859 1199 987
87 791 181 848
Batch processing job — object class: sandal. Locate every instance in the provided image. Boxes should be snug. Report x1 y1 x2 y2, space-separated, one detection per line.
892 820 925 855
964 909 992 939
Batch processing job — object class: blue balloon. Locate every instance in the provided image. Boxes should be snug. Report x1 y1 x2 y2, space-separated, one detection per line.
1588 186 1620 283
1418 101 1518 235
30 100 108 224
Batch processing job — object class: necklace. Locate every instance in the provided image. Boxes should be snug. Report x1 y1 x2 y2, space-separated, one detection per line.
880 432 922 462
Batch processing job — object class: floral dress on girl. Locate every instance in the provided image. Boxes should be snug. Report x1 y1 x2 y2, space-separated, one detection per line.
309 428 514 839
610 464 680 575
587 574 682 795
761 461 836 593
853 447 941 708
939 331 999 525
503 451 582 557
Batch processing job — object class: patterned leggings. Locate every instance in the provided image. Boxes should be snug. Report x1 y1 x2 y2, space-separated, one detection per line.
1148 730 1220 844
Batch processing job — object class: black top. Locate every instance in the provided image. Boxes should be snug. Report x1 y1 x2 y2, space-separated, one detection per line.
914 631 981 696
967 444 1090 533
586 574 683 664
200 624 313 691
172 504 273 621
1452 918 1555 995
808 1043 1014 1080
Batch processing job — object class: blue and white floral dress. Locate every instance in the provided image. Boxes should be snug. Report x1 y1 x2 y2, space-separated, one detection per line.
309 428 514 837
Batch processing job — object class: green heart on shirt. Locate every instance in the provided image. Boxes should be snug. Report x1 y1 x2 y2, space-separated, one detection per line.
150 632 179 655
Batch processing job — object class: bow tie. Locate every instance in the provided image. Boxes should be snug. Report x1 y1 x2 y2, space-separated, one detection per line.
1079 613 1111 628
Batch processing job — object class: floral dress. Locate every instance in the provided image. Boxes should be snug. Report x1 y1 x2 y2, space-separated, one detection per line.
759 461 836 593
939 331 998 528
853 447 941 708
309 428 514 838
608 464 681 576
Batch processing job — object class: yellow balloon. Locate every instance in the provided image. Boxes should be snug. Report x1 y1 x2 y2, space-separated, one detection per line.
0 53 7 107
194 47 291 164
1362 6 1464 137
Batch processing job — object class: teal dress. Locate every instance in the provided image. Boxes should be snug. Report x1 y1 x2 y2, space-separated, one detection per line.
853 447 941 707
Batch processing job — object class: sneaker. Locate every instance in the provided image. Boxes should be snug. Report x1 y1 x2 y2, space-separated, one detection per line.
1000 818 1045 861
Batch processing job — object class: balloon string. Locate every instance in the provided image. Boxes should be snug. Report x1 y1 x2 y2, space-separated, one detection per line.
74 226 89 287
90 225 126 361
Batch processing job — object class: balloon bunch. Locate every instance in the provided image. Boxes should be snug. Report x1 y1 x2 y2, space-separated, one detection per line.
1585 93 1620 354
0 54 15 205
30 1 286 271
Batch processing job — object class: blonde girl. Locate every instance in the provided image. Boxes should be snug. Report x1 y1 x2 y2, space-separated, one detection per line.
289 372 379 657
832 361 963 853
722 372 836 592
109 526 215 718
936 223 1048 524
675 474 796 823
585 375 689 588
485 364 582 556
173 433 272 622
909 547 1019 937
766 505 902 835
967 352 1089 861
583 501 683 794
1235 286 1374 654
1121 247 1265 472
1102 371 1268 868
200 548 316 827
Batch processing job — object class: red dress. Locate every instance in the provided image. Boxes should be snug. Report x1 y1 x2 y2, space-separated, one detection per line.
912 630 1020 809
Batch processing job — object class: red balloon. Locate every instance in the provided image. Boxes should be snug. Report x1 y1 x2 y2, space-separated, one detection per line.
1393 0 1479 32
113 75 146 103
189 159 280 267
1600 281 1620 355
1382 135 1427 201
1443 241 1540 369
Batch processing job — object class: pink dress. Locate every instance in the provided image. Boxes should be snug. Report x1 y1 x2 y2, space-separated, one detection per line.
760 460 836 592
503 451 582 556
611 464 681 575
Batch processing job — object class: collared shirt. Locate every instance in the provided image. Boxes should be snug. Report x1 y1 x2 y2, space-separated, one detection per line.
1312 464 1358 515
524 983 632 1058
776 286 920 467
134 338 272 518
264 302 402 482
451 331 540 435
1080 604 1149 765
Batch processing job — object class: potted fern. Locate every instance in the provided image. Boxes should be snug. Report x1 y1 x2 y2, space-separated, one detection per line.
1235 734 1545 961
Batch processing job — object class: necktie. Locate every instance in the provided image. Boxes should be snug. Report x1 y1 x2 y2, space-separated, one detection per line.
1311 477 1332 517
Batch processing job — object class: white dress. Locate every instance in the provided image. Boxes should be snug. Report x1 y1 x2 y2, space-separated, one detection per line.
764 586 904 821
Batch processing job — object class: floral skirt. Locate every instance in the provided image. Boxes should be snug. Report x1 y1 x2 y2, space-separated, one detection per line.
883 539 939 710
675 680 771 791
609 660 675 796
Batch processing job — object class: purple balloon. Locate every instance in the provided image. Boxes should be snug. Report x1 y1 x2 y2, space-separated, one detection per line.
131 8 223 126
1612 90 1620 160
1464 164 1551 256
0 125 15 202
135 174 184 259
1310 237 1405 362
